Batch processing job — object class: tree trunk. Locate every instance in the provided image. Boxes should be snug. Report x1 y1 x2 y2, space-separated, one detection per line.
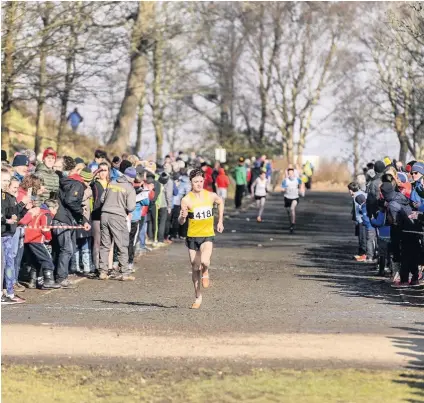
57 55 72 154
1 2 18 156
108 1 155 152
258 5 266 146
57 2 81 154
152 25 163 161
134 93 145 155
296 139 305 166
398 133 409 163
353 128 360 177
286 126 294 164
35 7 50 156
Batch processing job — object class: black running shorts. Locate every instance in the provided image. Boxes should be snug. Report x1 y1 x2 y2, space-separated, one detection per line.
186 236 215 251
284 197 299 208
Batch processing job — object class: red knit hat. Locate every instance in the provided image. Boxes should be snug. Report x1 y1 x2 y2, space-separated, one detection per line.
42 148 57 160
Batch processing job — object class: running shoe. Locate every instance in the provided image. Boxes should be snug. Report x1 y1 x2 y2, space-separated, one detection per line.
289 225 295 234
202 275 210 288
257 217 262 223
1 295 20 305
8 295 26 303
355 255 367 262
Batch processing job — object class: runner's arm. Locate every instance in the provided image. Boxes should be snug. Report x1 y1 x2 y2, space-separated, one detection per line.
179 197 189 225
211 193 224 226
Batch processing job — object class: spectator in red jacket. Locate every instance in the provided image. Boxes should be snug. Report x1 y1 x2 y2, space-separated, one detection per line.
19 199 60 290
216 168 230 202
201 163 214 192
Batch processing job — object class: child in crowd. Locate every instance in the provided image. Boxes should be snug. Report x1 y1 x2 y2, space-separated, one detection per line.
19 199 61 289
348 182 368 261
1 171 29 304
354 192 376 263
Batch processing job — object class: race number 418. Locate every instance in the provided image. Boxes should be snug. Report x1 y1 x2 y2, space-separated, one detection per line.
193 207 213 220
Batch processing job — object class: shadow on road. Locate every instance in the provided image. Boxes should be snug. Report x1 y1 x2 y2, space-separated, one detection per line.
93 300 178 309
390 322 424 402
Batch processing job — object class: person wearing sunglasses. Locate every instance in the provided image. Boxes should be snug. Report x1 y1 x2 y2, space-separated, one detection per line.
409 162 424 212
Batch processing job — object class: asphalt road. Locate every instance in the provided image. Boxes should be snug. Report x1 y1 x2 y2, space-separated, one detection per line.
3 191 424 337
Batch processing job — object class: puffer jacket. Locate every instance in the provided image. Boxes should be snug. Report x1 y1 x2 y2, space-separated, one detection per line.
36 162 60 201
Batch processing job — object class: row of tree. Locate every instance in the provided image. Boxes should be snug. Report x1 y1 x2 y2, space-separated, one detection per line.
2 2 424 166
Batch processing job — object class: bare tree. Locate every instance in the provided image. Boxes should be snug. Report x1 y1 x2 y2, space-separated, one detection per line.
108 1 155 153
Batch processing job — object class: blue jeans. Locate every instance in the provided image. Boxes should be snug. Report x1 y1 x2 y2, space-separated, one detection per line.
139 219 147 249
52 221 76 283
12 227 24 283
71 238 92 274
2 236 16 296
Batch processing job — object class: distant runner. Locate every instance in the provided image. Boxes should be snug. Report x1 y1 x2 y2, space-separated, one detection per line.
282 168 305 233
179 168 224 309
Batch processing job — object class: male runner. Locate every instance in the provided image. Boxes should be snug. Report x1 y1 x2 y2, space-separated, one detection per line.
179 168 224 309
282 168 305 233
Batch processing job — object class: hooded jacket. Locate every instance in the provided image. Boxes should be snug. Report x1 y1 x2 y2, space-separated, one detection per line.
158 172 173 209
36 162 60 201
410 180 424 212
101 175 136 218
366 172 383 218
216 168 230 189
203 166 214 192
381 184 413 228
54 174 86 225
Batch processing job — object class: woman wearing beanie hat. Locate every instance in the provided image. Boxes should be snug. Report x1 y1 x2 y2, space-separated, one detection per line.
35 148 59 202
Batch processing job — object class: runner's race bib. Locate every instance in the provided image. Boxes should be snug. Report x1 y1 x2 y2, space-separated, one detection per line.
193 206 213 220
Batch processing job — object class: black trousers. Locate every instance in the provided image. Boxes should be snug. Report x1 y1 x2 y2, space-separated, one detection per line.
400 232 420 283
170 206 181 239
25 243 54 274
147 206 158 242
128 221 139 264
235 185 245 209
157 207 168 242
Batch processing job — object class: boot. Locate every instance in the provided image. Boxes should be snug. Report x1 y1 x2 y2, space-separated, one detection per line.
27 268 37 289
41 270 61 289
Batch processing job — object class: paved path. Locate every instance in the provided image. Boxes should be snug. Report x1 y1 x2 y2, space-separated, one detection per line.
2 192 424 369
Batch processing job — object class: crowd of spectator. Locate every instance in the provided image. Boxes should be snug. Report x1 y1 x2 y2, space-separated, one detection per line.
349 157 424 287
0 147 273 304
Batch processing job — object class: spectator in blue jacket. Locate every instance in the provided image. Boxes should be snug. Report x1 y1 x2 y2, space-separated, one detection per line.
354 192 376 263
348 182 367 261
371 199 391 276
409 162 424 212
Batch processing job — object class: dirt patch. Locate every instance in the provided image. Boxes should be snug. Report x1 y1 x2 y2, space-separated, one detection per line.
2 324 416 369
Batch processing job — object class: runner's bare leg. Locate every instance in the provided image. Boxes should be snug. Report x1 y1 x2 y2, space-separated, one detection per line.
200 241 213 287
189 249 202 299
290 200 298 224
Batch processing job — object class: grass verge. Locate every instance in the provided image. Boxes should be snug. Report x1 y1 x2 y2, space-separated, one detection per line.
2 365 423 403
